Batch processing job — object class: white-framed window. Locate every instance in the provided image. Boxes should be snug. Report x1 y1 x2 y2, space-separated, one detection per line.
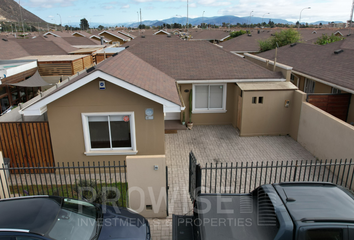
192 84 227 113
81 112 137 156
331 87 342 94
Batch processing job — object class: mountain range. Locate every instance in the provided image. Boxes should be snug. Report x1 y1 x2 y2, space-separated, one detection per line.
86 16 344 28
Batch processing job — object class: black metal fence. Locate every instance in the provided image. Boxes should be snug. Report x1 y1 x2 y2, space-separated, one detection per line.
189 151 354 200
0 161 128 207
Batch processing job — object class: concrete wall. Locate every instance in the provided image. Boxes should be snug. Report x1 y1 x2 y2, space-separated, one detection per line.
47 78 165 164
126 155 167 218
232 85 241 129
289 90 307 141
0 152 10 199
348 96 354 125
239 90 294 136
244 54 291 81
298 102 354 160
180 83 235 125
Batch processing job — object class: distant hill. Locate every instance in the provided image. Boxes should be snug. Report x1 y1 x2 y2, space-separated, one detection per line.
0 0 47 24
116 15 342 28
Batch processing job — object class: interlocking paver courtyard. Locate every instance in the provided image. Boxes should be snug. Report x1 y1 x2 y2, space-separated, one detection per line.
149 124 315 240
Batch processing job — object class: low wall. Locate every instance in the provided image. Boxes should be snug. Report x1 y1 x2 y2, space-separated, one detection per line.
298 102 354 160
126 155 167 218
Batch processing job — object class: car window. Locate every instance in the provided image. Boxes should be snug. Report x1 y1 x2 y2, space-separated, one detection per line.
0 236 42 240
305 228 343 240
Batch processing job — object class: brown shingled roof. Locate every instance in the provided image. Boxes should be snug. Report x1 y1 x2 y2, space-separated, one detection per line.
42 35 77 53
257 40 354 91
191 30 231 41
0 38 29 59
62 37 99 45
127 40 283 80
219 31 272 52
32 50 181 105
10 37 68 55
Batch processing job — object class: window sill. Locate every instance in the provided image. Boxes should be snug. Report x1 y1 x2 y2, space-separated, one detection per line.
192 110 227 114
84 150 138 156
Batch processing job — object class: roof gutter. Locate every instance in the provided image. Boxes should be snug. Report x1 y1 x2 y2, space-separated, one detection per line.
176 79 286 84
292 70 354 95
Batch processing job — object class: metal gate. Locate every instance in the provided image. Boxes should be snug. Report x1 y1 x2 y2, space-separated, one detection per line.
188 151 201 202
166 166 169 216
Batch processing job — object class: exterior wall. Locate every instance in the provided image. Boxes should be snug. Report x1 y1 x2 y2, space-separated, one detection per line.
289 90 307 141
38 62 73 76
348 95 354 125
232 85 241 129
314 81 332 93
244 54 291 81
179 83 234 125
47 78 165 164
99 33 124 45
240 90 294 136
298 102 354 160
126 155 167 218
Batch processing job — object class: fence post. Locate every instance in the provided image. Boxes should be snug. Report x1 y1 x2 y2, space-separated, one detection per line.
196 164 201 196
0 151 10 199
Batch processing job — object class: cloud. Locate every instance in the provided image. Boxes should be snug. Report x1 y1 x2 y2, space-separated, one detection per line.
217 0 350 22
197 0 230 7
121 4 130 9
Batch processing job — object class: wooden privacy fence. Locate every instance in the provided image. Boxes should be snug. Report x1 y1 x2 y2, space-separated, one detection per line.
0 122 54 173
307 93 351 121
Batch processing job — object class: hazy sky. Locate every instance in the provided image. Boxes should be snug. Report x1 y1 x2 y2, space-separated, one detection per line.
20 0 352 25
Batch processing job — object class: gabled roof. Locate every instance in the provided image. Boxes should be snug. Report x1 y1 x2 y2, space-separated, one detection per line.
72 31 92 38
153 30 170 35
20 50 182 116
98 31 130 42
0 38 30 59
90 35 111 43
43 31 73 38
42 35 77 53
190 30 230 41
257 40 354 92
62 37 99 45
220 32 272 52
10 38 68 55
118 30 136 39
127 39 284 81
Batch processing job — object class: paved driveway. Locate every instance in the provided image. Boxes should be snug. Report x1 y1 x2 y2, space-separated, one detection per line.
149 125 315 240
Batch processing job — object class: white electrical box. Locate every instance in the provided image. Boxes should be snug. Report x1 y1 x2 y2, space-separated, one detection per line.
99 81 105 90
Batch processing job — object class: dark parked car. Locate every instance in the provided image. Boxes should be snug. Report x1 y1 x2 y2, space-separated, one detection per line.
0 195 150 240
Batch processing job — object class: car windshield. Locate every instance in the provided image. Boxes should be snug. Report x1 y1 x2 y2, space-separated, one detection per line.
47 198 98 240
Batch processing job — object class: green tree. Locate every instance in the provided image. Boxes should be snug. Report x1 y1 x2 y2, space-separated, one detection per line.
315 33 344 45
258 28 301 52
230 29 247 38
80 18 89 30
97 25 104 30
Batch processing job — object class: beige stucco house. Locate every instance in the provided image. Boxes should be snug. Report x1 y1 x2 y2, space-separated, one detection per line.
251 38 354 125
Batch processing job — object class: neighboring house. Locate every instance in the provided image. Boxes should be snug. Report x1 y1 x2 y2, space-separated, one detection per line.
98 31 130 45
246 38 354 124
90 35 111 44
117 30 136 39
95 47 125 63
43 31 73 38
190 29 231 43
0 60 39 113
153 30 170 36
9 37 69 55
72 31 93 38
127 40 298 137
219 31 272 55
0 38 30 59
16 55 94 79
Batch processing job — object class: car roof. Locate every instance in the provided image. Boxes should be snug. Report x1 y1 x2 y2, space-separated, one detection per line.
0 196 62 235
273 182 354 224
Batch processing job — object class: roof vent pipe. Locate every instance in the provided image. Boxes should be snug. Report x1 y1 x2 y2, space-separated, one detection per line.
334 49 343 54
100 36 104 45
